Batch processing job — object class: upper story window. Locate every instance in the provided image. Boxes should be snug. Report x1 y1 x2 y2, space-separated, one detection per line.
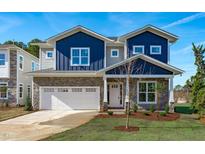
0 82 8 99
71 48 90 66
150 45 161 55
32 61 35 71
133 45 144 54
0 54 5 66
19 55 24 71
46 51 53 59
111 49 119 57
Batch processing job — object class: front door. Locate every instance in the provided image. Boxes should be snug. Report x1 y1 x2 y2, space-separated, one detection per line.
108 83 123 108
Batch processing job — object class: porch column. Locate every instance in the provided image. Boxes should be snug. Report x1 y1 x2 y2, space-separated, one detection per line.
169 76 174 112
125 76 129 103
103 76 108 103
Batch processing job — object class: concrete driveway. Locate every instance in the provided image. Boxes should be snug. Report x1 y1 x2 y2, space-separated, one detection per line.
0 110 97 141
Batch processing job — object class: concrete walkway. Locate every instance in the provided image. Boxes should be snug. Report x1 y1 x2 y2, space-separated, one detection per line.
0 110 97 141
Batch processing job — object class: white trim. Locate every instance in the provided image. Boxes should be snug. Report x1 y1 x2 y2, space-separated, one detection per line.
133 45 144 54
137 81 157 104
53 42 56 70
0 82 8 100
103 76 107 103
150 45 161 55
19 83 24 99
119 25 178 43
47 26 114 43
104 42 106 68
19 55 24 71
169 76 174 104
45 51 53 59
105 74 173 78
111 49 119 57
167 42 170 64
70 47 90 66
98 54 184 75
31 77 34 107
124 40 127 59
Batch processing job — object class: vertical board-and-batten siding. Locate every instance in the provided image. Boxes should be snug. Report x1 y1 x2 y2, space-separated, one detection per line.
127 31 168 63
56 32 105 71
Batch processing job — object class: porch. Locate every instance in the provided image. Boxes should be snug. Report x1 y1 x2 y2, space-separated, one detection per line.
102 75 174 111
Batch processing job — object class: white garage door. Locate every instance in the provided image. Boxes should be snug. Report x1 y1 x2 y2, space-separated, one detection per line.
40 87 100 110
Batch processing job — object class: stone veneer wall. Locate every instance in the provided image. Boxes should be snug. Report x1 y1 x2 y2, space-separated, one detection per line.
0 50 17 106
33 77 169 111
33 77 104 110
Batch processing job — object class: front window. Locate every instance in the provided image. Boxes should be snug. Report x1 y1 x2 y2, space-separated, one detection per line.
32 61 35 71
0 83 8 99
19 55 24 70
71 48 89 66
133 46 144 54
111 49 119 57
138 81 156 104
0 54 5 66
46 51 53 59
19 84 23 99
150 45 161 54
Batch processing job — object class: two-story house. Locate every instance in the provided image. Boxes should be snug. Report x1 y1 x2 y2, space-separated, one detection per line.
0 44 39 106
29 25 183 111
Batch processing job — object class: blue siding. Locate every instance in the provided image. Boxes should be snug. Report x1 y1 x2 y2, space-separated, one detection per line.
106 58 173 75
127 31 168 63
56 32 105 71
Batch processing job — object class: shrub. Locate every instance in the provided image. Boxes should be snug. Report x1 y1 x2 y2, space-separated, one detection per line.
165 104 169 114
149 104 155 113
143 112 150 116
132 103 138 113
107 111 113 116
159 112 167 116
174 106 193 114
24 97 32 111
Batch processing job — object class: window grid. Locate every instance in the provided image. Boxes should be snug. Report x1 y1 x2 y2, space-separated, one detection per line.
0 83 8 99
71 48 90 66
0 54 5 66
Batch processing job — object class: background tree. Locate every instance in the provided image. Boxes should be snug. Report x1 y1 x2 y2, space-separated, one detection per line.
191 43 205 116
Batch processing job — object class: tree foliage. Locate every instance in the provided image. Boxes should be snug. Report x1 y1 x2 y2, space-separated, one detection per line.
191 43 205 113
2 39 42 58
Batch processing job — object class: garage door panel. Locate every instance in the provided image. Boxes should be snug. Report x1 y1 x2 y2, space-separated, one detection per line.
40 87 100 110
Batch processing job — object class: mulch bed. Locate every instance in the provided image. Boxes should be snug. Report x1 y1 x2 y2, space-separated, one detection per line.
200 118 205 124
95 112 180 121
114 126 139 132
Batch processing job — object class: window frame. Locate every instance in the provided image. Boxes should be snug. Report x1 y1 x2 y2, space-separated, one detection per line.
150 45 162 55
19 55 24 71
31 61 35 71
0 82 8 99
133 45 144 54
111 49 119 58
27 85 31 98
19 83 24 99
70 47 90 66
0 53 6 67
137 81 157 104
45 51 53 59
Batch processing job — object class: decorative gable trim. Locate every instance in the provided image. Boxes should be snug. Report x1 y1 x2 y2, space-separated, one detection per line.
46 25 114 43
119 25 178 43
98 54 184 75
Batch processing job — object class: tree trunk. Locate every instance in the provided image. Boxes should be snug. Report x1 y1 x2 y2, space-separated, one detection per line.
126 102 130 129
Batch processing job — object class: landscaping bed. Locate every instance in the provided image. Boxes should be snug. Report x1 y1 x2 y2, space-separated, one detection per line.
95 112 180 121
114 126 139 132
0 107 33 122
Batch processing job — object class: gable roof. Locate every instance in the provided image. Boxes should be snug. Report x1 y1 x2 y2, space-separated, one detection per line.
119 25 178 43
46 25 114 43
0 44 39 61
98 54 184 75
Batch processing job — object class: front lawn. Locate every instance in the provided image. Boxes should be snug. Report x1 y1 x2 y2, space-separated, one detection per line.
44 114 205 141
0 107 33 122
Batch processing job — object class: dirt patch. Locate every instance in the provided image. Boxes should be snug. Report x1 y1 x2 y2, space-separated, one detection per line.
200 118 205 124
95 112 180 121
114 126 139 132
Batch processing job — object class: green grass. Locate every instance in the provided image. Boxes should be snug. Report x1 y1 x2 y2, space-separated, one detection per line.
0 107 33 122
44 115 205 141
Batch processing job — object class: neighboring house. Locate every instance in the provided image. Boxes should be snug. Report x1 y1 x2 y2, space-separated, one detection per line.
29 25 184 111
0 44 39 106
